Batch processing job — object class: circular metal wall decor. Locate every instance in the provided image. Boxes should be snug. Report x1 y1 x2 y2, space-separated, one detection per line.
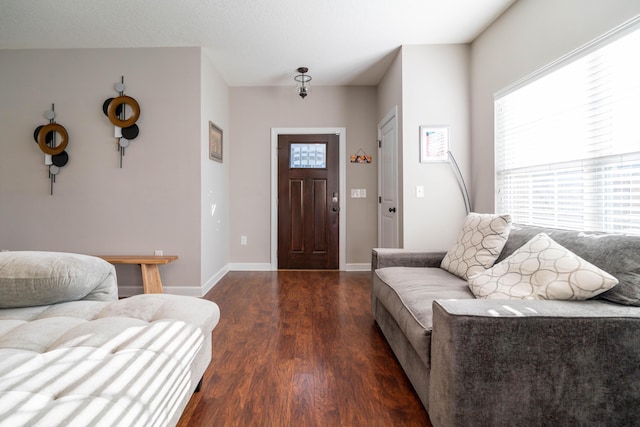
103 76 141 168
37 123 68 155
107 96 140 128
32 104 70 195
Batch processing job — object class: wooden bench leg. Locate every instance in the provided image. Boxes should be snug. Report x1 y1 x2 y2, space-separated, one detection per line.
140 264 164 293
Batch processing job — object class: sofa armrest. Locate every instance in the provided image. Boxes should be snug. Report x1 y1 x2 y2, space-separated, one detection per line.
97 294 220 333
371 248 446 269
429 299 640 426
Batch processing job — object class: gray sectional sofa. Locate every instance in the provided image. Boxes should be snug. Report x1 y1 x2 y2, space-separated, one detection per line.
0 251 220 427
372 223 640 426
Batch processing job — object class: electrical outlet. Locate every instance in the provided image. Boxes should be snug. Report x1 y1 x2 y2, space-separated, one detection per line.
154 249 163 256
241 236 248 245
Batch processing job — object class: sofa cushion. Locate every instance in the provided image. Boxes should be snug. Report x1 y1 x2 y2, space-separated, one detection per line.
0 251 117 308
498 224 640 306
441 213 512 280
468 233 619 300
372 267 473 368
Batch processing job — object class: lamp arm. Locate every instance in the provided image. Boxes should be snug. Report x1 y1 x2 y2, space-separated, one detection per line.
447 151 471 214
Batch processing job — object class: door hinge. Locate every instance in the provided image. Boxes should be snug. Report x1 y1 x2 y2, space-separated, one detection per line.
378 196 382 203
378 140 382 148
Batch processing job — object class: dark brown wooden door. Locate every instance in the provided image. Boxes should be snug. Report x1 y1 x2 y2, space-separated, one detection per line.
278 134 339 269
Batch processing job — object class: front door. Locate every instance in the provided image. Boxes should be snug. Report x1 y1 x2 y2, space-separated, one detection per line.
278 134 339 269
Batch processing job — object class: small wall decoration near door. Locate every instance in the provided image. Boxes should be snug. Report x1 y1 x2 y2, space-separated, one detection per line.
350 147 372 163
103 76 141 168
209 121 223 162
419 126 449 162
33 104 69 195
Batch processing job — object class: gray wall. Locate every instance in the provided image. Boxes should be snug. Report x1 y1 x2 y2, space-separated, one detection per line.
0 47 230 296
376 44 471 251
470 0 640 213
200 51 231 292
228 86 378 268
400 44 471 250
377 49 404 246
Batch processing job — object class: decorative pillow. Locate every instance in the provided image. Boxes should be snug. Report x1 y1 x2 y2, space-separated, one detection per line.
440 212 512 280
468 233 619 300
0 251 118 308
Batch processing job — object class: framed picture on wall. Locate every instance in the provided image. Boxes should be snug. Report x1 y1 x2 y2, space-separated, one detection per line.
209 121 223 162
419 126 449 162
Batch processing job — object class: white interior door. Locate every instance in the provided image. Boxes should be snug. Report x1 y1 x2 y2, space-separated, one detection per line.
378 108 399 248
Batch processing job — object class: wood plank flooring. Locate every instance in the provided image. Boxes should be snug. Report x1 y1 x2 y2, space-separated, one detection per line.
177 271 432 427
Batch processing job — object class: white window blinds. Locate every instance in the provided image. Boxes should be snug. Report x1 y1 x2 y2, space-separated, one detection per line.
495 19 640 234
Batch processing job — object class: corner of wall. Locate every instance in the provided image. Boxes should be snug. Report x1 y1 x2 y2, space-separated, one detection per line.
200 50 231 288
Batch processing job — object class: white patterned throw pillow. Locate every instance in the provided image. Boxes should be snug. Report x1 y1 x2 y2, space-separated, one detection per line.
440 213 512 280
468 233 619 300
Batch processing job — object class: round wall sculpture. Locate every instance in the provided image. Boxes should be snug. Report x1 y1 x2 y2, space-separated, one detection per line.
33 104 69 195
103 77 141 168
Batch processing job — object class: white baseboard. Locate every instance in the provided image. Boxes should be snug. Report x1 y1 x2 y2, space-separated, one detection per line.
118 284 208 298
118 263 231 298
116 261 370 297
160 285 204 297
200 263 230 296
228 263 273 271
229 262 371 272
346 263 371 271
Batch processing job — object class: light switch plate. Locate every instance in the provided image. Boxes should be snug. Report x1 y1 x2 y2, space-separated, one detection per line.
416 186 424 198
351 189 367 198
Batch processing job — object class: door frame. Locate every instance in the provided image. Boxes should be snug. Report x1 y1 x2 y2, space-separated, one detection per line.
271 127 346 271
377 106 400 248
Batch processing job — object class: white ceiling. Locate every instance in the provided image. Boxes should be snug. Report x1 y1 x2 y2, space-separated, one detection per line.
0 0 515 86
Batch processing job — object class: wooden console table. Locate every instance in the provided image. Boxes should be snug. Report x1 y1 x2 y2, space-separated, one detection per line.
97 255 178 294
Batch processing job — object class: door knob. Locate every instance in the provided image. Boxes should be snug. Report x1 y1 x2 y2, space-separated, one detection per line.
389 207 396 213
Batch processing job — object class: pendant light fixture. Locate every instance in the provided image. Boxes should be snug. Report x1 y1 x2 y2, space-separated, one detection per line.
294 67 312 99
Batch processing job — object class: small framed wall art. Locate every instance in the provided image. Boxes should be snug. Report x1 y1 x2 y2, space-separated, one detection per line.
419 126 449 162
209 121 223 162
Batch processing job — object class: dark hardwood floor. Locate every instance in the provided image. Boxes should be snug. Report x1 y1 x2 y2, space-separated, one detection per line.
177 271 432 427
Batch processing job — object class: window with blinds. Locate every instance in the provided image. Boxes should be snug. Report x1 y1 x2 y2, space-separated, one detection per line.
495 19 640 234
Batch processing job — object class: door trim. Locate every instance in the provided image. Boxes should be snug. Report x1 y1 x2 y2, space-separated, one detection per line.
377 106 399 248
271 127 346 271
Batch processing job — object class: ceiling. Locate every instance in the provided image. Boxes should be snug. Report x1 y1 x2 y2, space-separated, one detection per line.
0 0 515 87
